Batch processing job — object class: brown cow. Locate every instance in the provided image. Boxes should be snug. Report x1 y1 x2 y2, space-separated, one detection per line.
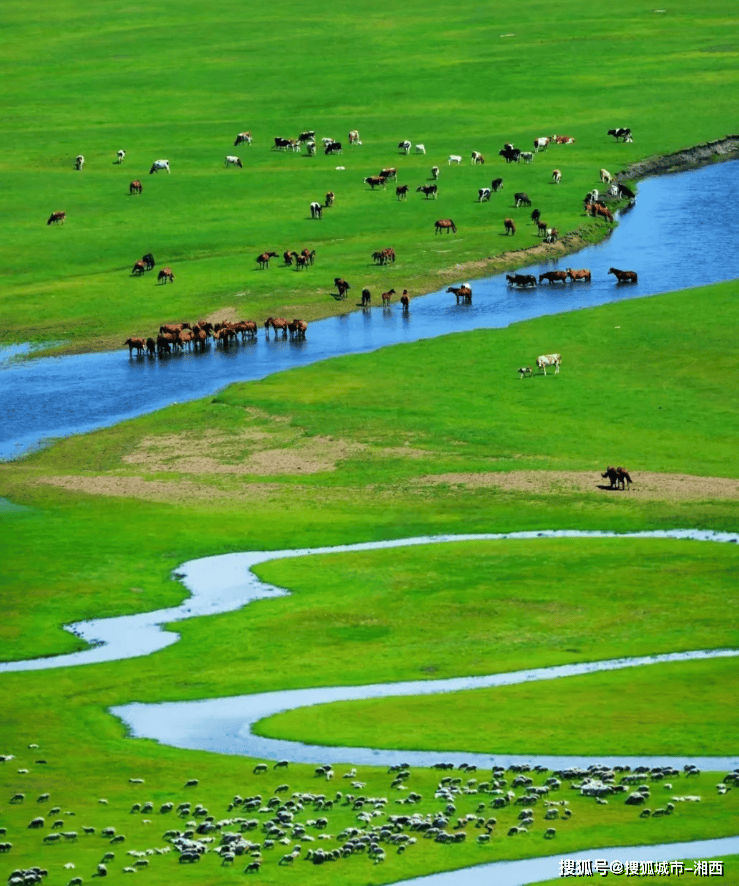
364 176 387 190
129 180 143 195
157 268 174 284
47 211 66 225
504 218 516 235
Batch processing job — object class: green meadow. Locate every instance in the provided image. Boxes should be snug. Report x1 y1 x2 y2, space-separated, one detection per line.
2 0 739 882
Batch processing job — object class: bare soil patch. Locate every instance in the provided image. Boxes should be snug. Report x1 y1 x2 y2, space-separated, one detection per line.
412 471 739 501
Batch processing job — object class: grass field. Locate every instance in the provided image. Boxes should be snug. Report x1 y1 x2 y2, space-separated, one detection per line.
2 0 739 882
2 0 739 352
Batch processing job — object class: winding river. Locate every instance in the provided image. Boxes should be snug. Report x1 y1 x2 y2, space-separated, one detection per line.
2 159 739 462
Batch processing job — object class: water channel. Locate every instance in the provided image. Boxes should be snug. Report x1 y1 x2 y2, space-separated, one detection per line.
2 160 739 461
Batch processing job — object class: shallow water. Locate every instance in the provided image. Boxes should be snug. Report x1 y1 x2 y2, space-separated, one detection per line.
2 161 739 461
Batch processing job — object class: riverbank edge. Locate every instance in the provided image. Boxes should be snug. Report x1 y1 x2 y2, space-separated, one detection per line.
6 135 739 360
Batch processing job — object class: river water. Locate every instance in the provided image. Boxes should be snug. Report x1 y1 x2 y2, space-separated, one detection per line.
2 160 739 462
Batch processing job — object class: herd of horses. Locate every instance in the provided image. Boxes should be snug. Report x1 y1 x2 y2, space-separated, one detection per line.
506 267 636 287
124 315 309 358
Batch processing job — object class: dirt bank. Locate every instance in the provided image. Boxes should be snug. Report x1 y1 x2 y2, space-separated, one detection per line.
618 134 739 180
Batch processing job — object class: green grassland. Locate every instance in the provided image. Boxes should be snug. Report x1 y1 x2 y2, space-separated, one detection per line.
3 0 739 882
2 0 739 352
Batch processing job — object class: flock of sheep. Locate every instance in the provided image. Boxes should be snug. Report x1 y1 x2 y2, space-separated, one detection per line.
3 745 737 883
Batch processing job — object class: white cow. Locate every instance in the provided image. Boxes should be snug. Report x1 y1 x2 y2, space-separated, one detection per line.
448 155 462 165
536 353 561 375
520 151 533 163
116 150 126 164
74 155 84 170
310 201 323 219
225 155 243 168
415 143 426 154
149 159 170 174
600 168 612 183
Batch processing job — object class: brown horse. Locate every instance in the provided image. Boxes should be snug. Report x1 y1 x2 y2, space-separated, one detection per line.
609 267 637 283
47 211 66 225
434 219 457 234
381 288 396 307
264 317 288 337
157 268 174 284
257 251 278 269
400 291 410 312
129 180 143 195
124 337 146 355
447 285 472 304
131 260 146 276
334 277 350 299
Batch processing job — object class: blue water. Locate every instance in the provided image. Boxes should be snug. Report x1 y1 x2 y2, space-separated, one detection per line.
2 160 739 462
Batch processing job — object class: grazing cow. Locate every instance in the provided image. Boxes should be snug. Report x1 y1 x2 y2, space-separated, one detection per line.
75 155 84 170
600 168 613 184
364 175 387 189
491 177 503 192
415 143 426 154
506 274 536 287
520 151 533 163
306 141 316 156
533 137 550 152
157 267 174 284
131 260 146 276
142 252 155 270
434 218 457 234
471 151 485 164
539 270 567 284
321 137 335 146
400 290 409 311
310 201 323 219
448 155 462 164
615 182 636 200
518 366 534 378
499 147 521 163
256 251 278 269
334 277 350 298
584 189 600 206
149 159 170 174
566 268 591 282
325 191 335 207
124 337 146 355
234 131 252 146
381 288 396 306
447 284 472 303
361 288 371 306
544 227 558 243
264 317 288 337
514 192 531 207
608 127 632 142
273 137 291 150
592 203 614 222
417 184 437 199
47 210 66 225
396 184 409 200
399 140 412 154
431 166 440 179
531 208 541 224
551 168 561 184
608 267 638 283
380 167 397 180
553 135 576 144
478 187 491 202
348 129 361 144
225 155 243 168
298 130 315 142
536 353 561 374
537 219 548 237
117 150 126 164
503 217 516 235
324 140 342 154
129 179 143 195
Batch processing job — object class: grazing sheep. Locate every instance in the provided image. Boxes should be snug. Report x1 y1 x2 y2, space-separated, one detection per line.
10 793 25 803
184 779 198 788
544 827 556 839
253 764 268 775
